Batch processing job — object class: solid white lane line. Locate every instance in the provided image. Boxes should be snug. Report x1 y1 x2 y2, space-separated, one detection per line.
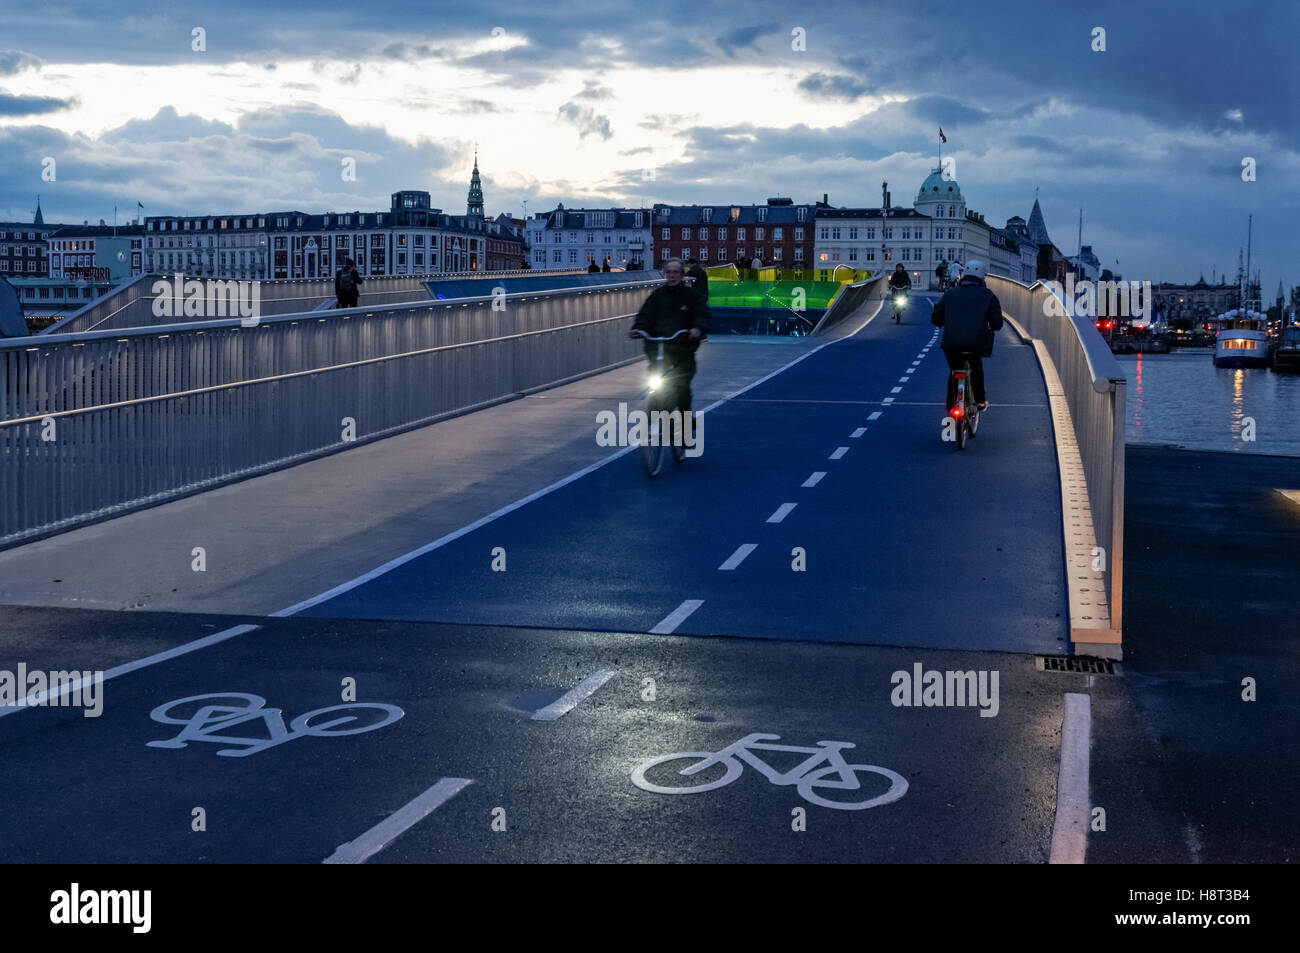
1049 692 1092 865
323 778 473 864
767 503 796 523
718 544 757 571
850 427 866 438
0 623 262 719
531 669 619 721
802 471 827 487
868 411 883 420
890 387 902 394
829 446 849 460
650 599 705 633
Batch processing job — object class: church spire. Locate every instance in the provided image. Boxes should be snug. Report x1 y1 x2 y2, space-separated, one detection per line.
466 148 484 218
34 195 43 227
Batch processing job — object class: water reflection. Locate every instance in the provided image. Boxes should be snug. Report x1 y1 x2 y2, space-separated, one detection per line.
1118 352 1296 455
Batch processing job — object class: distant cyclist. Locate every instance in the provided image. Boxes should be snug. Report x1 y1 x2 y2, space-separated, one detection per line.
888 263 911 291
930 259 1003 412
629 258 709 412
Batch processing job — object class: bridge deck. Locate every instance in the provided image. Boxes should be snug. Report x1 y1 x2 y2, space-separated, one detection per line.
0 295 1065 654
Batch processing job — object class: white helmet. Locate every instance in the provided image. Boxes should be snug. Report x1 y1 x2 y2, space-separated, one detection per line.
964 259 986 279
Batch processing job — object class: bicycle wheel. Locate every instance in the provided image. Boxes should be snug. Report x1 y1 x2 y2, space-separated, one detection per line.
795 763 909 811
640 396 667 477
671 409 689 463
956 413 967 450
290 703 405 736
969 404 980 437
631 752 743 794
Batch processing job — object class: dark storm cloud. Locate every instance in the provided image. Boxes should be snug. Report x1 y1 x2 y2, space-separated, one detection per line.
716 24 782 58
0 90 76 116
798 72 873 101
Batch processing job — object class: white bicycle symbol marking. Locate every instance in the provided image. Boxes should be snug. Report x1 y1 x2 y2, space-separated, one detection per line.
146 692 404 758
631 732 908 811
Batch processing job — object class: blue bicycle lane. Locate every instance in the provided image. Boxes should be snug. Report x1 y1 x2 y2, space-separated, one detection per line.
297 294 1067 654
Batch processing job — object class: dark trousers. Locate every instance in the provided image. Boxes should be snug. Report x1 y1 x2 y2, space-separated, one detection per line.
645 341 697 411
337 293 358 309
943 349 986 406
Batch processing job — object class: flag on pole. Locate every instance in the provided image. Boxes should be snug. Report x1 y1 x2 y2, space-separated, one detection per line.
939 127 947 143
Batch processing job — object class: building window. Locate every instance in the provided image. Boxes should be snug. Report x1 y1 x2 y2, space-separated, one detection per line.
830 227 840 240
700 248 708 261
819 228 828 240
774 227 783 240
682 228 691 240
661 227 670 240
699 227 708 241
773 247 782 261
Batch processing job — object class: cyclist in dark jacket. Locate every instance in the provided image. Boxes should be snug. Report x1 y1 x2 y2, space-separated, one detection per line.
888 263 911 290
930 259 1003 411
685 260 710 305
629 258 709 412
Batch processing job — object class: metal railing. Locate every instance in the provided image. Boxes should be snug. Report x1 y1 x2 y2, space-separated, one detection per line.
985 275 1126 636
1 280 659 548
41 268 590 336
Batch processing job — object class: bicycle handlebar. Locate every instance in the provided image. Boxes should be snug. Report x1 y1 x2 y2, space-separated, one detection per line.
632 328 693 341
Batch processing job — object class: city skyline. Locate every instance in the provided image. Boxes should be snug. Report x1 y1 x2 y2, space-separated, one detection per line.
1 0 1296 288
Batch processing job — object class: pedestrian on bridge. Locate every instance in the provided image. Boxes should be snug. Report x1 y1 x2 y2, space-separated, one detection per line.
335 258 362 309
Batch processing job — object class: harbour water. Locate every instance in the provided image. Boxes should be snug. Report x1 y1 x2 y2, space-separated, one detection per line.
1120 349 1300 457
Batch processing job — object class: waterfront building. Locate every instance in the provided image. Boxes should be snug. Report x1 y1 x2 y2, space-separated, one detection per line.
47 224 144 281
528 205 651 270
652 200 813 271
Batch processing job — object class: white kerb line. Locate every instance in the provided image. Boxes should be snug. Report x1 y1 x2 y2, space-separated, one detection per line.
650 599 704 634
766 503 796 523
531 669 619 721
1049 692 1091 864
323 777 473 864
0 623 262 719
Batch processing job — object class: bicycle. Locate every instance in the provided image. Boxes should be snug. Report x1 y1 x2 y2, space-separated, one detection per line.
147 692 404 757
631 328 695 477
891 287 908 323
631 731 908 811
948 352 981 451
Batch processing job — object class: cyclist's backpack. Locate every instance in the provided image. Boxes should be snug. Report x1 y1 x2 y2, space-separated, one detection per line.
338 269 356 296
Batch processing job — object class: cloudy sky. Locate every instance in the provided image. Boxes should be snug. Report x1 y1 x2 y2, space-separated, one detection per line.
1 0 1296 290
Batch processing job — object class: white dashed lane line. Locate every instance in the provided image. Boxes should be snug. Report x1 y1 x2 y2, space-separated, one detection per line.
802 471 827 487
323 778 473 864
650 599 705 633
531 669 619 721
868 411 883 420
890 387 902 394
898 377 910 383
882 397 895 405
850 427 866 438
718 544 758 571
767 503 797 524
829 446 849 460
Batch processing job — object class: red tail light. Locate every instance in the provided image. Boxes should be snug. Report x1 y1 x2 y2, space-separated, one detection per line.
952 405 963 418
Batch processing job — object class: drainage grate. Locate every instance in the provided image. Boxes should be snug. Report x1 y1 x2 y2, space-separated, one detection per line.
1037 655 1116 675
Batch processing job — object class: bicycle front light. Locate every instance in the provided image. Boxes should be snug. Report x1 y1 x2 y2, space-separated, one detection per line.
648 374 663 391
894 294 906 306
